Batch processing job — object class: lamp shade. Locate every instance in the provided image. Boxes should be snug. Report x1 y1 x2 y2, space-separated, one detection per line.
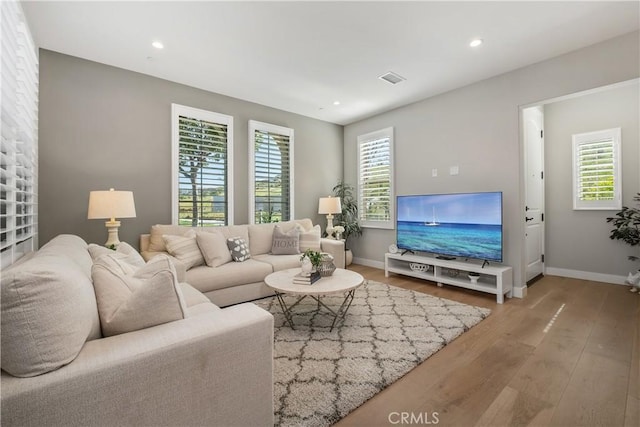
318 196 342 215
88 188 136 220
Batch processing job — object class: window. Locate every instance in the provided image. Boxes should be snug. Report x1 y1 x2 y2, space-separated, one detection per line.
1 0 38 269
572 128 621 210
171 104 233 226
249 121 294 224
357 127 394 229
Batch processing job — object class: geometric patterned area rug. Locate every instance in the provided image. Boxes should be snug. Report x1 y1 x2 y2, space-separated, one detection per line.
254 280 491 427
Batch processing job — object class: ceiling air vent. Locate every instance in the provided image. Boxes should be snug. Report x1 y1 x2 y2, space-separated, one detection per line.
379 71 406 85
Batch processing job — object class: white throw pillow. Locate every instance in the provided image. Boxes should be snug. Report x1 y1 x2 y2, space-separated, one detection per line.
91 256 187 337
163 230 205 270
196 231 232 267
298 224 321 252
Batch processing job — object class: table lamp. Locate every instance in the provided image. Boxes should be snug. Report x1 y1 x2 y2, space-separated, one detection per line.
318 196 342 239
88 188 136 247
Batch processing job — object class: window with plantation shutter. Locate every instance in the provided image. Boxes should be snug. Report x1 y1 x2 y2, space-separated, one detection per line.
1 0 39 269
171 104 234 226
357 127 394 229
249 121 294 224
572 128 621 210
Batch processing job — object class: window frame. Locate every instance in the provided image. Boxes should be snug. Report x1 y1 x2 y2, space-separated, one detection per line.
171 103 234 226
357 127 395 229
1 0 39 269
572 127 621 211
248 120 294 224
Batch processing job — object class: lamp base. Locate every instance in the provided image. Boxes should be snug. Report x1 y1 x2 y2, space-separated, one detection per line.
104 220 121 248
325 215 336 239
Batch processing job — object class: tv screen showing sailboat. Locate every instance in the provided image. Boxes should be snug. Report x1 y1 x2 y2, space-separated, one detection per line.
396 192 503 262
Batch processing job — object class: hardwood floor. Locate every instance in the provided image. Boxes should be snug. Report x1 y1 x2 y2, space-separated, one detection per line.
335 265 640 427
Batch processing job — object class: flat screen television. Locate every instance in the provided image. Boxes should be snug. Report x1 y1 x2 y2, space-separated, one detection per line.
396 191 503 262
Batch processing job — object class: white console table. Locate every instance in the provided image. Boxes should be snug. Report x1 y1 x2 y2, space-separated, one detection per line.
385 252 513 303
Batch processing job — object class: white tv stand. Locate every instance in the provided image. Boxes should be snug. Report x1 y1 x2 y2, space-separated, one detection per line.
385 252 513 303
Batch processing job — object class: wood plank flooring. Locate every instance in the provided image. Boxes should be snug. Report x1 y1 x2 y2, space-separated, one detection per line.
335 265 640 427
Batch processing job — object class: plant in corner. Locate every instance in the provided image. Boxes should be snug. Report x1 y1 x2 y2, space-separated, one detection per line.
331 180 363 249
606 193 640 292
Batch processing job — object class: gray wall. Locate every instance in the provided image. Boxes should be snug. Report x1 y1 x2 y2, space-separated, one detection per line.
38 50 343 248
343 31 640 290
545 82 640 275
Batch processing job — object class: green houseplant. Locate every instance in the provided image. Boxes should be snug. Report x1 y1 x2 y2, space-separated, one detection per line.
606 193 640 261
332 180 363 251
607 193 640 292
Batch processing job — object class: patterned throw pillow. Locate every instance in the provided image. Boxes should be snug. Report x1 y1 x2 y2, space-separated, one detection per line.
227 237 251 262
163 230 205 270
297 224 322 252
271 225 300 255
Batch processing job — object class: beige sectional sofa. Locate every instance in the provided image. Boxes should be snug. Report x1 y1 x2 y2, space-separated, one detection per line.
1 234 274 426
140 218 346 307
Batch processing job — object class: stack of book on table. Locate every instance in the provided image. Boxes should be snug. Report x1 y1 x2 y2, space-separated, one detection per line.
293 271 321 285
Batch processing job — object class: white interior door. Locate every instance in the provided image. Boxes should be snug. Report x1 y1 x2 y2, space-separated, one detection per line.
524 106 545 283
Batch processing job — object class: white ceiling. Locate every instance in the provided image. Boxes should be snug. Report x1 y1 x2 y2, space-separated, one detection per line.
23 1 640 125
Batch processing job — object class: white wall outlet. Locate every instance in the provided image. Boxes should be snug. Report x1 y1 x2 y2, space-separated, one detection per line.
432 168 438 177
449 165 459 175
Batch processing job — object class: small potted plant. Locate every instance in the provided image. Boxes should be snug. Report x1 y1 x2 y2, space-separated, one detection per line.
300 249 322 274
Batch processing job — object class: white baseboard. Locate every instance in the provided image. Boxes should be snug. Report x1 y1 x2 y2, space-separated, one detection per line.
352 257 384 269
545 267 628 286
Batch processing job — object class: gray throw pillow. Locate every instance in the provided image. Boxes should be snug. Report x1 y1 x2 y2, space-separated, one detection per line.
227 237 251 262
271 225 300 255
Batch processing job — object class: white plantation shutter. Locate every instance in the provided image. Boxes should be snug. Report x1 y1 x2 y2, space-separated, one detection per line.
249 120 294 224
572 128 621 210
1 0 39 268
171 104 233 226
357 127 394 229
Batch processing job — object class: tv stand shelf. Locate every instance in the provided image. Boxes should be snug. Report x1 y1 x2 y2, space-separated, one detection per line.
385 253 513 303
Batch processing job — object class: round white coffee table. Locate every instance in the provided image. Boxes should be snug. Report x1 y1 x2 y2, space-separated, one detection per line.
264 268 365 331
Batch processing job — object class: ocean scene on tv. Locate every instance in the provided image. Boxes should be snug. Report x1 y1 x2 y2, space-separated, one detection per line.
397 192 503 261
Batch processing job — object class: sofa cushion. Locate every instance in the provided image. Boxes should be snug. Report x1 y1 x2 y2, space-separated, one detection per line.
253 254 302 271
196 230 232 267
93 245 147 273
37 234 94 278
248 223 276 255
271 225 300 255
1 254 101 377
227 237 251 262
92 255 187 337
148 224 188 252
186 259 273 293
298 224 322 252
163 230 205 270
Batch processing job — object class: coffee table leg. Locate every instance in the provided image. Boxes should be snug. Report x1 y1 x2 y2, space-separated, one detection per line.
275 291 296 330
275 292 310 329
311 289 358 332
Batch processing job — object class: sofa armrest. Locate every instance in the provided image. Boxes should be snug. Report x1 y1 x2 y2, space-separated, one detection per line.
140 233 151 252
321 238 345 269
1 304 274 427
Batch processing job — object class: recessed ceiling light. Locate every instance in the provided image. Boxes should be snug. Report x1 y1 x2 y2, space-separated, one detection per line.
333 101 341 106
152 41 164 49
469 39 483 47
